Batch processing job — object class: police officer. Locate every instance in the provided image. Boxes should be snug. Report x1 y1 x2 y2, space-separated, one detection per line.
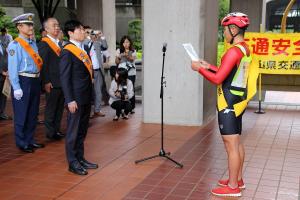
8 13 45 153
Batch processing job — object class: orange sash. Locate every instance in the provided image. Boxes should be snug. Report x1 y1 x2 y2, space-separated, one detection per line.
41 37 61 56
64 44 93 79
15 37 43 71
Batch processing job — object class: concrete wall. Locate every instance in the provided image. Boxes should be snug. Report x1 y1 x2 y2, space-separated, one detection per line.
3 7 24 18
143 0 218 126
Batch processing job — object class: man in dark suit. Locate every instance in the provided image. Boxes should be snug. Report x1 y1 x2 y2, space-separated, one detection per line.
60 20 98 175
38 18 65 140
0 42 11 120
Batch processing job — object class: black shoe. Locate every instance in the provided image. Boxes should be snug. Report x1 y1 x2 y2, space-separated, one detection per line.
123 115 129 120
113 116 119 121
19 146 34 153
0 114 12 120
47 132 65 140
47 133 64 141
79 158 98 169
38 120 44 124
29 143 45 149
57 132 65 137
69 162 88 175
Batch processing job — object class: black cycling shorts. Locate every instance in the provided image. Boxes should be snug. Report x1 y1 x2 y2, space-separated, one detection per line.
218 109 243 135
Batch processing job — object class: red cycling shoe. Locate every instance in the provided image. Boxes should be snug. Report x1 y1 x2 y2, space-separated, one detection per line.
211 185 242 197
218 178 246 189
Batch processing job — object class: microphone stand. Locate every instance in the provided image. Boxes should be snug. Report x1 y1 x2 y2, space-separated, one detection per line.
135 44 183 168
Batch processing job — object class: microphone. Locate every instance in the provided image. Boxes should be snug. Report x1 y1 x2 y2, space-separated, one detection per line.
162 42 167 52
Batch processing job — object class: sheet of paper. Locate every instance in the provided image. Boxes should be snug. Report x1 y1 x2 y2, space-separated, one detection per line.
182 43 200 61
2 77 11 98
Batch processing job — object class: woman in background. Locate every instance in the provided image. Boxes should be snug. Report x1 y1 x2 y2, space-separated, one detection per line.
115 35 136 113
109 68 134 121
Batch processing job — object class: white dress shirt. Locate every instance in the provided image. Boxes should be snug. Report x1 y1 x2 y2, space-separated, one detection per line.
47 34 60 47
70 39 85 52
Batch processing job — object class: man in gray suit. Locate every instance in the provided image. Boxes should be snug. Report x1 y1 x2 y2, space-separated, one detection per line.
0 28 13 50
85 29 108 118
0 42 11 120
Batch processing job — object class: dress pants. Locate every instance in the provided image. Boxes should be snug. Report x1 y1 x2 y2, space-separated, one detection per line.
11 76 40 148
93 70 103 113
0 76 7 115
65 104 91 164
128 75 135 110
111 100 132 117
44 88 65 137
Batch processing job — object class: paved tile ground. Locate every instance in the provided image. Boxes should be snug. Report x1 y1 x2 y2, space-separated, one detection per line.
125 105 300 200
0 95 300 200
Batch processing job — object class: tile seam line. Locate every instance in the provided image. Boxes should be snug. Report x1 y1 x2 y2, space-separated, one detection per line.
52 128 162 199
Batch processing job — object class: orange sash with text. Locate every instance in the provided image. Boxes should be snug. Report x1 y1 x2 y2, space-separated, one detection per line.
64 44 93 79
41 37 61 56
15 37 43 71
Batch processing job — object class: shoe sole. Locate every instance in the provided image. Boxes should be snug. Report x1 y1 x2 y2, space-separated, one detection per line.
211 191 242 197
68 168 88 175
218 182 246 189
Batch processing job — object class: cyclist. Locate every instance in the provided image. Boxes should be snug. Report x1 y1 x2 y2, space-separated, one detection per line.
191 12 251 197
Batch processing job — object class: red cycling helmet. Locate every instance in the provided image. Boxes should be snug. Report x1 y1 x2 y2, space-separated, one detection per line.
221 12 250 28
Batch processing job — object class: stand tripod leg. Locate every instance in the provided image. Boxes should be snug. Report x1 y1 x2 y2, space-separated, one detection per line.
135 152 183 168
159 150 170 156
164 155 183 168
135 154 160 164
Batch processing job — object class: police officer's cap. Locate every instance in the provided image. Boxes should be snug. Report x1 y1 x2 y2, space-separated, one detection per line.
12 13 35 24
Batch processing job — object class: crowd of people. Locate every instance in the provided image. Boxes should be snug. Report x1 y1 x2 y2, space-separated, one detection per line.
0 13 137 176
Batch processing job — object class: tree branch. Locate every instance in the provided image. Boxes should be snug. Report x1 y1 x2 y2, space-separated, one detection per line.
31 0 44 25
48 0 54 16
51 0 61 17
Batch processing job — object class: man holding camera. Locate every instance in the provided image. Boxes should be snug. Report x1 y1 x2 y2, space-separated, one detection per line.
83 27 108 118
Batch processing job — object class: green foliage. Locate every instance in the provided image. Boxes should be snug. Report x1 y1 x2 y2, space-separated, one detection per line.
136 50 142 59
218 0 229 41
217 42 225 66
128 19 142 51
0 4 18 38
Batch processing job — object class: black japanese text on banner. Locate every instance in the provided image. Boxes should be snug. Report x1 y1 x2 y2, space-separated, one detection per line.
224 32 300 75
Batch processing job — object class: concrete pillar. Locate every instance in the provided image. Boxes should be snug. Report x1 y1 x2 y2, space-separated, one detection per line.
261 0 267 32
77 0 116 65
77 0 103 29
230 0 262 32
203 0 219 124
142 0 218 126
102 0 116 65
